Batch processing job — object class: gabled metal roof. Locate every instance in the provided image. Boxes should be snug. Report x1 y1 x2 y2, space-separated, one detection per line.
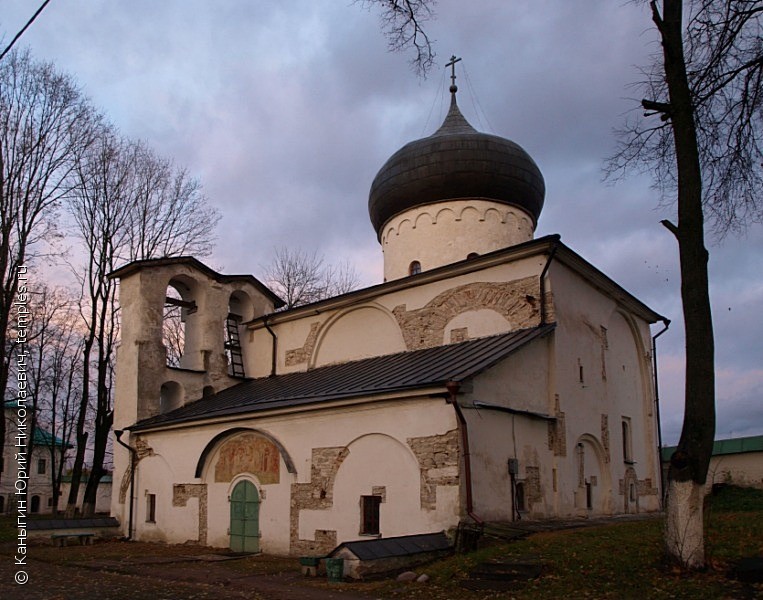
330 531 451 561
130 323 555 432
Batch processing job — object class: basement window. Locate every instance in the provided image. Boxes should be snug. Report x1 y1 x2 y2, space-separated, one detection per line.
360 495 382 535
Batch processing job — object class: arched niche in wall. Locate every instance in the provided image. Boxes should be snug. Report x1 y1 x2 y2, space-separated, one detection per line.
330 433 423 538
194 428 297 479
311 304 406 368
575 433 612 514
159 380 184 413
608 310 651 414
443 309 513 344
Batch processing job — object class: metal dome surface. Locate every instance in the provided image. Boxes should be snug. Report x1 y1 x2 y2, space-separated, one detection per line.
368 96 545 237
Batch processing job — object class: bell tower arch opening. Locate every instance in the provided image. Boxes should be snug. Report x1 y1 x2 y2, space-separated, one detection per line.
163 275 200 370
226 290 254 377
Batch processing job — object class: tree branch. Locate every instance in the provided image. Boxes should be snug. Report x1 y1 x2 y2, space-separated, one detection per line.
661 218 680 238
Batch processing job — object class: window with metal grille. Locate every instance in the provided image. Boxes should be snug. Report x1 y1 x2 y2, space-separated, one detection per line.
360 495 381 535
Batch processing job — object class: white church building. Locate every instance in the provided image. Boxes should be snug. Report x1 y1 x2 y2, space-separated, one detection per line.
110 79 667 555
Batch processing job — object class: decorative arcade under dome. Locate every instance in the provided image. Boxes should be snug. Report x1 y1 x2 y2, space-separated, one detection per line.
369 56 546 281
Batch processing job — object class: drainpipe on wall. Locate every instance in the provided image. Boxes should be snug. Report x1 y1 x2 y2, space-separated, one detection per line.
651 318 671 509
446 380 484 529
262 315 278 377
539 237 560 325
114 430 137 540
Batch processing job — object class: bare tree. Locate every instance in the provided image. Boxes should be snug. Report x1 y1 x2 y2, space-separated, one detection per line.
126 141 218 261
14 285 80 514
358 0 436 75
264 247 360 309
36 291 81 515
0 48 91 485
67 127 220 516
608 0 762 568
66 125 131 517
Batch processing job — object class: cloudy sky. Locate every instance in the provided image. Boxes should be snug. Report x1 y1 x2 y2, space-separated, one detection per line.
2 1 761 444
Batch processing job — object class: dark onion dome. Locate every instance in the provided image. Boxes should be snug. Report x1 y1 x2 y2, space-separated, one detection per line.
368 95 545 238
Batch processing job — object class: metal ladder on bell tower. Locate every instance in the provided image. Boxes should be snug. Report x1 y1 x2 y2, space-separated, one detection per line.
225 313 245 377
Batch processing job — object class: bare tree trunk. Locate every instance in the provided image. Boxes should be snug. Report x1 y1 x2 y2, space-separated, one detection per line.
653 0 715 569
0 50 92 486
68 131 219 518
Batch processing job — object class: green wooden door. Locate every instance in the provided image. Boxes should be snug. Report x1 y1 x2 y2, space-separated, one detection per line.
230 480 260 553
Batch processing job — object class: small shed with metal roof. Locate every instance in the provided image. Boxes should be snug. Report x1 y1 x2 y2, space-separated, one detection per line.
327 531 452 579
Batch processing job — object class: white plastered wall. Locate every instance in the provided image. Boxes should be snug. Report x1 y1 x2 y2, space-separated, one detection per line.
545 260 661 515
706 452 763 490
463 336 556 521
247 253 548 379
381 199 534 281
121 397 459 554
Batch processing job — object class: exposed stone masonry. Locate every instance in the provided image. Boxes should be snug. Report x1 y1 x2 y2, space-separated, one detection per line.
119 435 156 503
525 466 542 505
547 395 566 457
601 414 611 464
407 430 460 510
285 322 321 366
449 327 469 343
637 478 658 496
371 486 387 502
393 278 543 351
172 483 208 545
289 446 349 555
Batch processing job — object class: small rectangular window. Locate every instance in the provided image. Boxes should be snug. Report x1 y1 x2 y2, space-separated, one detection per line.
515 482 526 512
37 459 46 475
360 495 381 535
622 418 633 463
146 493 156 523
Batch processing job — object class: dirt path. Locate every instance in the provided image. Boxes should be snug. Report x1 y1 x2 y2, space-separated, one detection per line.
0 541 384 600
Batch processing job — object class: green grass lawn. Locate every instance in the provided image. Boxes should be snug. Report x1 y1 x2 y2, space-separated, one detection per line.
352 485 763 599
